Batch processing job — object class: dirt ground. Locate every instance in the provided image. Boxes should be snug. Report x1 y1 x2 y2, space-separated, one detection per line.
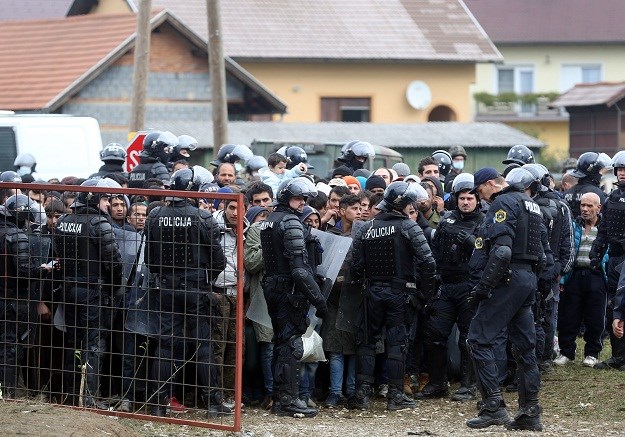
2 362 624 437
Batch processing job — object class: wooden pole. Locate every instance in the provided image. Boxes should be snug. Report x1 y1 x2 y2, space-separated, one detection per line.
207 0 228 158
129 0 152 133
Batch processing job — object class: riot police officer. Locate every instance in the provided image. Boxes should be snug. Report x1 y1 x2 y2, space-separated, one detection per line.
347 181 436 411
54 179 124 407
260 176 327 417
276 146 315 170
590 151 625 370
128 131 175 188
210 143 254 167
89 143 128 180
144 168 227 417
466 168 552 431
523 163 574 371
0 194 42 398
418 173 484 402
336 140 375 171
563 151 610 218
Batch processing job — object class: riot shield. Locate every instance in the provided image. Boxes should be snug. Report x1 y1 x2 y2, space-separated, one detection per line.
113 228 143 284
310 228 352 295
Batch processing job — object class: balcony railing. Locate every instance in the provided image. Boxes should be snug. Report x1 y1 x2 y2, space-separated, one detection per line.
474 94 565 119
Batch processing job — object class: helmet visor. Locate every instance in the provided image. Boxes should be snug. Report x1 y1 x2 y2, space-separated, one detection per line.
351 142 375 159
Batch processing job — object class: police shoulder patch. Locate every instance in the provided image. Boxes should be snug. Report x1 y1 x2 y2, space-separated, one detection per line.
474 236 483 249
494 209 506 223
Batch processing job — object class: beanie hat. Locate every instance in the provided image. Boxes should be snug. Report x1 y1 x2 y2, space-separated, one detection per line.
332 165 353 178
213 186 233 210
343 176 359 187
392 162 411 177
355 176 367 190
365 175 386 191
245 206 268 223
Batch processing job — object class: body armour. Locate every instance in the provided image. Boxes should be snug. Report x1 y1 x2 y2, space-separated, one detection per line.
0 225 31 296
360 212 419 281
55 210 108 280
145 202 216 276
485 190 543 264
260 209 299 276
128 156 170 188
601 187 625 246
434 209 484 276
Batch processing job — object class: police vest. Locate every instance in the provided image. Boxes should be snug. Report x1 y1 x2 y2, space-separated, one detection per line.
437 210 483 274
0 225 23 295
146 205 203 270
54 213 102 280
603 187 625 246
128 162 152 188
508 192 543 263
362 214 416 281
260 210 293 276
535 196 557 242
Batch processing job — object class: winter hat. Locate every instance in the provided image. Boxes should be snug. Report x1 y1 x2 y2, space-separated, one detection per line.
343 176 359 187
365 175 386 191
332 165 354 178
355 176 367 189
245 206 268 223
213 186 233 210
392 162 411 177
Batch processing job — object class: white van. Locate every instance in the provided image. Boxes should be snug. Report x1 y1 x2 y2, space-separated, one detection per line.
0 112 103 181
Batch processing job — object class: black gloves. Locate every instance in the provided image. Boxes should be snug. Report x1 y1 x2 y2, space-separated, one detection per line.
315 302 328 319
467 284 491 308
456 230 475 247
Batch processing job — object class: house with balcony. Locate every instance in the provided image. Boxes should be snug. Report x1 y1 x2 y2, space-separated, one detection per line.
465 0 625 165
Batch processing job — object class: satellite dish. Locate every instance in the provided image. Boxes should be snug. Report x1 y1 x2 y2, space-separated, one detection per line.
406 80 432 110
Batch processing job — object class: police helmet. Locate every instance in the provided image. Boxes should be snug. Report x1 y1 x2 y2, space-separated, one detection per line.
377 181 428 212
523 163 551 191
612 151 625 176
505 167 540 193
502 144 535 166
100 143 127 163
177 135 198 152
73 178 118 208
431 150 453 177
337 140 375 169
0 171 22 183
571 152 611 178
277 146 313 169
502 162 521 177
3 194 43 226
192 165 214 185
451 173 474 195
170 168 197 191
276 176 318 206
246 155 268 172
210 143 254 166
449 145 467 159
142 131 161 151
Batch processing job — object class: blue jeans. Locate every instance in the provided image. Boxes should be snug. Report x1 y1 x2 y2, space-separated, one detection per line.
260 342 273 396
299 362 318 399
329 352 356 395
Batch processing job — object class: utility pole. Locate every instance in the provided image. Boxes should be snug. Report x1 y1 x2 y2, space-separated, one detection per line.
207 0 228 158
129 0 152 134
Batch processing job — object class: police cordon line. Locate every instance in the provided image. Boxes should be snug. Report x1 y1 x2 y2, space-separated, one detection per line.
1 135 625 432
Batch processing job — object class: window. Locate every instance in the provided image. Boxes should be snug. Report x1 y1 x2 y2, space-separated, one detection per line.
497 65 535 113
560 64 602 92
320 98 371 122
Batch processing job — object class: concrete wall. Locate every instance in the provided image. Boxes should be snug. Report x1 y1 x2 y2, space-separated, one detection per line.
239 61 476 123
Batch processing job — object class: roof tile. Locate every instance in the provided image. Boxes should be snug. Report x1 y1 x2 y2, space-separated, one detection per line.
464 0 625 44
0 13 138 110
152 0 500 62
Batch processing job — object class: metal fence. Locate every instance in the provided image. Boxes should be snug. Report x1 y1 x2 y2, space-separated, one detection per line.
0 182 245 431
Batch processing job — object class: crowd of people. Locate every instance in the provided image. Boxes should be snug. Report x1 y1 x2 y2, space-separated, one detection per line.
1 131 624 432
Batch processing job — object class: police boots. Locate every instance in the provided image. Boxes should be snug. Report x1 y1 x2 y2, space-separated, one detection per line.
452 347 477 402
346 386 371 411
466 392 510 429
387 387 417 411
274 394 318 417
416 344 450 400
506 403 543 431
